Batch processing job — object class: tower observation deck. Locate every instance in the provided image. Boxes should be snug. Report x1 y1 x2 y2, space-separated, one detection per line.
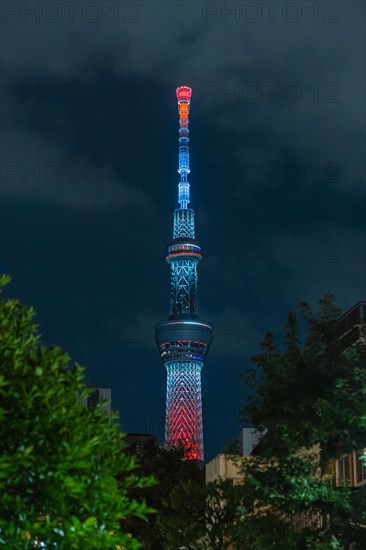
155 86 213 461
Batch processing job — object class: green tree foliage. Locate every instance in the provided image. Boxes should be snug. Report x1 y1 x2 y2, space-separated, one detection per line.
121 438 203 549
159 477 240 550
122 439 240 549
0 275 154 549
238 296 366 549
231 511 301 550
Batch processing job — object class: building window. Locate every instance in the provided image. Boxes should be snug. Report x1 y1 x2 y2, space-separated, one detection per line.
337 456 350 485
355 453 365 485
87 389 100 409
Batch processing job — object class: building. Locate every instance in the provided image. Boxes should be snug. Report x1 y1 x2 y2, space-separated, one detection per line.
155 86 213 461
205 454 247 484
338 301 366 348
205 429 262 483
335 301 366 488
81 384 112 414
124 433 155 447
335 451 365 488
238 427 262 456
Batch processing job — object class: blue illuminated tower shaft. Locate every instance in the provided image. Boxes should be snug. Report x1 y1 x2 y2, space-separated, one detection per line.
155 86 213 461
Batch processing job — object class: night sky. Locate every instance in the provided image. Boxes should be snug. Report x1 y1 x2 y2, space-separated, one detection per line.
1 0 365 461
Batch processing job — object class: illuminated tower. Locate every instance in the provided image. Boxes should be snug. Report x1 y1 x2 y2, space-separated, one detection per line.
155 86 213 461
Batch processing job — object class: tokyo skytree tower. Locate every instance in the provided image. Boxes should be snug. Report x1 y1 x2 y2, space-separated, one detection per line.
155 86 213 461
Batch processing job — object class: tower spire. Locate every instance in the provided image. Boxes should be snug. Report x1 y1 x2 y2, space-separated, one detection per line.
173 87 195 242
155 86 213 461
176 85 191 209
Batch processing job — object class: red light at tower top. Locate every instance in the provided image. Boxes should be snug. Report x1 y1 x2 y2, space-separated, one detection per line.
176 85 192 102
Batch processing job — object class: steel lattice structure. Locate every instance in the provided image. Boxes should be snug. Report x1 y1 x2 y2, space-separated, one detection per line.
155 86 213 461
